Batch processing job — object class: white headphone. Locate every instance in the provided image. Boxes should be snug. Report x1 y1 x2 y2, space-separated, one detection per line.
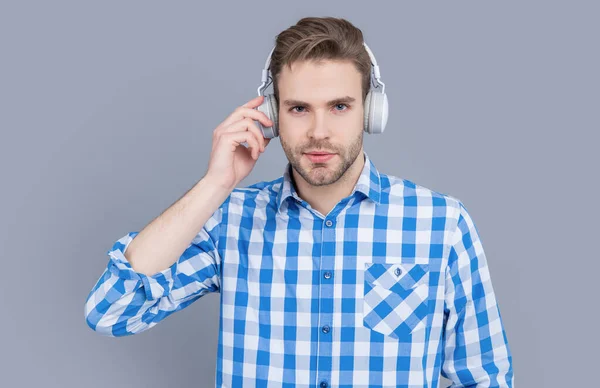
254 42 389 138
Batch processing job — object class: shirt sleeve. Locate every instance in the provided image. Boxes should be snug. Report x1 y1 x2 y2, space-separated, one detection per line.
441 201 514 387
84 203 225 337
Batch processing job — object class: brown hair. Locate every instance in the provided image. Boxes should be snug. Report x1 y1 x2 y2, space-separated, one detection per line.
269 17 372 106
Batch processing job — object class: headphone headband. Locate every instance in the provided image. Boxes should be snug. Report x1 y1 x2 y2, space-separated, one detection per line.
257 42 385 96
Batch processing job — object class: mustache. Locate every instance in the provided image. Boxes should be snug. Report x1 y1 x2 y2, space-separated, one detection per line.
299 143 338 153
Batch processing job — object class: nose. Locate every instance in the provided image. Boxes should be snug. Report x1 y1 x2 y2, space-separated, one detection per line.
307 110 331 140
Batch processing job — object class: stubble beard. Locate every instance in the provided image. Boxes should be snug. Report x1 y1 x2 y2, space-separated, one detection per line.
280 132 363 187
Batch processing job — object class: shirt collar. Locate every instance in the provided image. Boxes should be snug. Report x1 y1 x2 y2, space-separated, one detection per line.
276 150 382 213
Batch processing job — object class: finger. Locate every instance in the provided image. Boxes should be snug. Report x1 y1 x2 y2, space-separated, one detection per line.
220 105 274 129
219 117 267 152
242 95 264 108
223 131 261 160
244 117 268 153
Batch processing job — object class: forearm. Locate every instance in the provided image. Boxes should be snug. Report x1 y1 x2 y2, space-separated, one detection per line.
124 175 231 276
442 201 514 386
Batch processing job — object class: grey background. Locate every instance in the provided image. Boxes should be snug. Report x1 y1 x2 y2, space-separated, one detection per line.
1 1 597 387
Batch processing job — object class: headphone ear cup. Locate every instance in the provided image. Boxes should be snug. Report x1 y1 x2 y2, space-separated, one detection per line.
255 94 278 138
364 91 388 134
267 93 279 137
363 90 373 133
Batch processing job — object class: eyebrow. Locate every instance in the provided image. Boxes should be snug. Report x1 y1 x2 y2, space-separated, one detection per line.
282 96 356 108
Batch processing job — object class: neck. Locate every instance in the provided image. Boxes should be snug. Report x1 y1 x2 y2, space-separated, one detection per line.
292 150 365 217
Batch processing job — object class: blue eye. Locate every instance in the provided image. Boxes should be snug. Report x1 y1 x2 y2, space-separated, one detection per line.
289 104 349 113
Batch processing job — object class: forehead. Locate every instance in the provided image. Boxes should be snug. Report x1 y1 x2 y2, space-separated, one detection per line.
277 59 362 102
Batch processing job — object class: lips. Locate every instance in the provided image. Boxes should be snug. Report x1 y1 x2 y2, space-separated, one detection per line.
305 152 336 163
304 151 335 155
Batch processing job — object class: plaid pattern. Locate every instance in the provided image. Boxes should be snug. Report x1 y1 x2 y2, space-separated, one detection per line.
85 151 514 387
363 262 430 339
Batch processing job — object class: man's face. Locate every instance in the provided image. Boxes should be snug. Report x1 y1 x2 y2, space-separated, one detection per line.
277 59 364 187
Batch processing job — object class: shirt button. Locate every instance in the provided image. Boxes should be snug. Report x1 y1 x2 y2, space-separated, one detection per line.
321 325 330 334
323 271 331 279
320 381 328 388
325 220 333 227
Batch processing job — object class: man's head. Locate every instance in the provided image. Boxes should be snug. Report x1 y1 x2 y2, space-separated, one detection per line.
269 17 372 187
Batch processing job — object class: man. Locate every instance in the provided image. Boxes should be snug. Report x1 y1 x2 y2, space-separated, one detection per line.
85 17 514 387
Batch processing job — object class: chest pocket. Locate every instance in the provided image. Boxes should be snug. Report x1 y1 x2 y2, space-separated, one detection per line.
363 262 430 340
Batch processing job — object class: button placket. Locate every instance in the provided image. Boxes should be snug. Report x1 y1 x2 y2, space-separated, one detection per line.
318 216 335 387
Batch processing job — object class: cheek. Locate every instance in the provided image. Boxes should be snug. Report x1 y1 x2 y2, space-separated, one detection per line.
279 132 300 152
279 123 303 142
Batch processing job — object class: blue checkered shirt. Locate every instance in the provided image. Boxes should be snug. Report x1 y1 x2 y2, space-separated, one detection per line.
85 151 514 387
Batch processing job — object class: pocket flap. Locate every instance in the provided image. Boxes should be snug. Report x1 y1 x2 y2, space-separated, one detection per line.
364 262 428 290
